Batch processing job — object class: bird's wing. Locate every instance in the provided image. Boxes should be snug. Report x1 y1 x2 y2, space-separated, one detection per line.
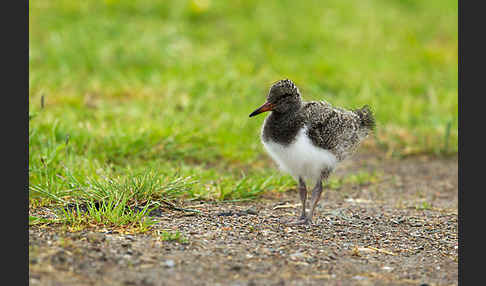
302 101 363 160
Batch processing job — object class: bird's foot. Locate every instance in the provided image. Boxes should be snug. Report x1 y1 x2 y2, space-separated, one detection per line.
285 217 312 226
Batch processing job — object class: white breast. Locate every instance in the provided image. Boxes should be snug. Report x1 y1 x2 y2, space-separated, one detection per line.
262 126 337 183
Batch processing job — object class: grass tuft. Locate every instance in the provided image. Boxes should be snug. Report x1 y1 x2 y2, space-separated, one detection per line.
158 230 190 244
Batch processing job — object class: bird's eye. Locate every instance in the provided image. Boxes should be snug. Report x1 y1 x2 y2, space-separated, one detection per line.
281 93 292 100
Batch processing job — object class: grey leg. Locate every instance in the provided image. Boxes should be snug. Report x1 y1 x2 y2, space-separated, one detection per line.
298 177 307 219
305 169 331 224
285 177 308 226
306 180 323 224
286 171 330 226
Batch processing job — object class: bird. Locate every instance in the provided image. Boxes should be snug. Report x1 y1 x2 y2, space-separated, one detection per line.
249 79 375 225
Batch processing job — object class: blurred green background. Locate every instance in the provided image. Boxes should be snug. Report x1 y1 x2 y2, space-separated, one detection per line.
29 0 458 204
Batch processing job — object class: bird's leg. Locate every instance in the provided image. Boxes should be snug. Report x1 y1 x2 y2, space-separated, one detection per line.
285 177 308 225
287 180 321 226
305 180 323 224
305 169 330 224
298 177 307 220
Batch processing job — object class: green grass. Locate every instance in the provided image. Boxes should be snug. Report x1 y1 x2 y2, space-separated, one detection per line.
159 230 190 244
29 0 457 229
328 171 382 190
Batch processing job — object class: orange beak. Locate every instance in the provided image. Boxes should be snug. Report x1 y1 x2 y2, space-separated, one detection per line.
249 101 274 117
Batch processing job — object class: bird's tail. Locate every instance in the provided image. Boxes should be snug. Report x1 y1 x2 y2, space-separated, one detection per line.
355 105 375 131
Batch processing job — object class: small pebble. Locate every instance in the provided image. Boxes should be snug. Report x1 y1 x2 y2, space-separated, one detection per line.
165 260 175 268
382 266 393 271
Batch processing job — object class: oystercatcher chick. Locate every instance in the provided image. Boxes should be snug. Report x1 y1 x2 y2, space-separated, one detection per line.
249 79 375 225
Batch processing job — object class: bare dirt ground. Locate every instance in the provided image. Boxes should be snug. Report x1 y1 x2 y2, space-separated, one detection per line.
29 152 458 286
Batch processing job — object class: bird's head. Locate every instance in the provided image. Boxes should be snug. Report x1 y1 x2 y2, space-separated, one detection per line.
249 79 302 117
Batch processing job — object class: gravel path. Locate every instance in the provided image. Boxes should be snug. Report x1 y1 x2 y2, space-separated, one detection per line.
29 152 458 286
